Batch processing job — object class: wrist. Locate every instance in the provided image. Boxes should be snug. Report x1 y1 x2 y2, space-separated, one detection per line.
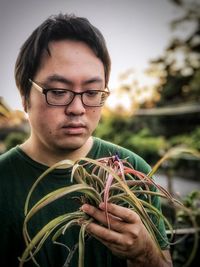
126 250 173 267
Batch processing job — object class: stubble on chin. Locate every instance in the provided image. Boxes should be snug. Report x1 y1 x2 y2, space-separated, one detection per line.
52 135 91 153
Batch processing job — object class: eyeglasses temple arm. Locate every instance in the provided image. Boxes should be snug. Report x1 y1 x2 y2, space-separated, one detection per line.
29 79 43 92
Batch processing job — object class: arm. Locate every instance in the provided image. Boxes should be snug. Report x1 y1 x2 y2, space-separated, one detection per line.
81 203 173 267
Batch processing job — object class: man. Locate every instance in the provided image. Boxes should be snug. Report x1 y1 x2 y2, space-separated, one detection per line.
0 14 172 267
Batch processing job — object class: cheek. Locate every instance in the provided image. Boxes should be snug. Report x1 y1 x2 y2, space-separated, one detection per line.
89 108 102 127
91 108 101 118
28 104 57 131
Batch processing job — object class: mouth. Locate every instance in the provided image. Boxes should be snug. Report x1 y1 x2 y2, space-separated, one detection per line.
61 123 87 135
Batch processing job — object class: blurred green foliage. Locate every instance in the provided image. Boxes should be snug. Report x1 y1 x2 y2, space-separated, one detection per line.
178 191 200 226
171 190 200 267
170 127 200 150
95 114 200 170
95 118 168 164
4 132 28 151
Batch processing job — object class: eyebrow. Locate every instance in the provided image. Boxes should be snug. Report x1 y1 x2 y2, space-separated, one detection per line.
43 74 104 86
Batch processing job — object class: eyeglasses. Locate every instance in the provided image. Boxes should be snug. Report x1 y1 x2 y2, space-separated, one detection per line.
29 79 110 107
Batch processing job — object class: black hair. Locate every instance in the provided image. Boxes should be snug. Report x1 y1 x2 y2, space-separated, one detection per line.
15 13 111 103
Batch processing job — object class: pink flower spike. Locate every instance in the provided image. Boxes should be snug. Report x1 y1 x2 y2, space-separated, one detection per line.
103 173 113 229
114 159 125 182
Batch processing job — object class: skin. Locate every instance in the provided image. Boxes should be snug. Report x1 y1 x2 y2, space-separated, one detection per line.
20 40 172 266
82 203 173 267
21 40 104 165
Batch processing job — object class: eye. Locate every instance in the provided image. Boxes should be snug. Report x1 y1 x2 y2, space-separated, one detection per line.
52 89 66 95
85 90 99 97
49 89 69 97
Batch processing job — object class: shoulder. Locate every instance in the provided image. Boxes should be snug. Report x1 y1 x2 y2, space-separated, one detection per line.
91 137 151 174
0 147 24 183
0 147 18 168
0 146 32 178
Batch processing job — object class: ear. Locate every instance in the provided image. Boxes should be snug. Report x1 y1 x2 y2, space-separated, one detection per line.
21 96 27 113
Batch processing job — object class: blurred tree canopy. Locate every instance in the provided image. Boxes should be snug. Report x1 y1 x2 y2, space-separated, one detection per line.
95 0 200 174
150 0 200 106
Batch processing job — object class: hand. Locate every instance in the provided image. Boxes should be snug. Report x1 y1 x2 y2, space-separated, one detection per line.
81 202 172 267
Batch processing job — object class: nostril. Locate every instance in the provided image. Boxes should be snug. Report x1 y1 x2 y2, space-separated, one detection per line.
64 96 86 115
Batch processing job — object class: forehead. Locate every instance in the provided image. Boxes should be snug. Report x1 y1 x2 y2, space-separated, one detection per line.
35 40 105 86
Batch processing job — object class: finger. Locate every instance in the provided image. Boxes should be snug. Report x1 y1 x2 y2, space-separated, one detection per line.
85 221 124 246
81 204 113 226
82 204 136 234
87 224 138 259
81 204 127 232
99 202 140 224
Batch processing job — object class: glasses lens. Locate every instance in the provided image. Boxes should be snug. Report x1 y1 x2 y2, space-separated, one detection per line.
83 91 109 106
46 90 73 105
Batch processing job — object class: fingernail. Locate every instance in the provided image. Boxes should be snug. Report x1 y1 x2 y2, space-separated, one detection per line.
81 204 89 212
99 202 105 209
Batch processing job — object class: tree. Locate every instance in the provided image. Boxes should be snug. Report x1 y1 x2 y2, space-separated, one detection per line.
149 0 200 106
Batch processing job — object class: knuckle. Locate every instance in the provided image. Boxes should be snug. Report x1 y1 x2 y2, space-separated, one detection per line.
124 209 135 222
89 206 97 215
132 227 140 238
124 238 134 248
85 205 98 217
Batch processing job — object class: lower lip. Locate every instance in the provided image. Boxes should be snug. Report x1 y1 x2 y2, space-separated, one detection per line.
61 127 86 135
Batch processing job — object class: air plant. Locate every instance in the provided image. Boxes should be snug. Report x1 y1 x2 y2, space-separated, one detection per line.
19 146 200 267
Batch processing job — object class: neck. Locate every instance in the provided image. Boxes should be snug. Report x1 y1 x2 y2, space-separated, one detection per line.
20 136 93 166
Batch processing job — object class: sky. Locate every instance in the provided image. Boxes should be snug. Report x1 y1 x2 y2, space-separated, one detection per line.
0 0 184 111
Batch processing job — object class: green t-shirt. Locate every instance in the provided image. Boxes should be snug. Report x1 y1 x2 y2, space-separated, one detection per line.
0 137 167 267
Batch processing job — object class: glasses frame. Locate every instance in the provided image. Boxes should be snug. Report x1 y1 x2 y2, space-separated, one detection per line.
29 79 110 107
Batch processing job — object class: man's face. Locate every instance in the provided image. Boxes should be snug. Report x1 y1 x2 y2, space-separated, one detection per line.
27 40 105 152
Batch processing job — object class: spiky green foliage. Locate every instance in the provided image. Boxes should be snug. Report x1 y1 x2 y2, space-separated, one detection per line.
19 147 200 267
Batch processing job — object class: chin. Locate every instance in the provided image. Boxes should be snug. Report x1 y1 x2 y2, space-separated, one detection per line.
57 139 86 151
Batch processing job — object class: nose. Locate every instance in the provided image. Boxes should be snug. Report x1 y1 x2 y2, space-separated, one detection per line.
64 94 86 115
